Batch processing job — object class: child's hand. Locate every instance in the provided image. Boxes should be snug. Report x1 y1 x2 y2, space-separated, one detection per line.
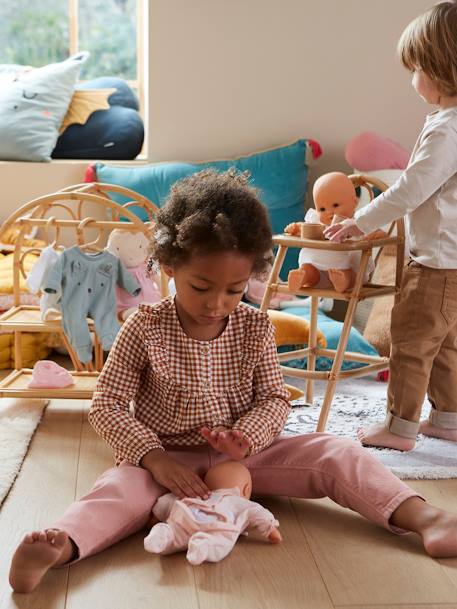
142 449 210 500
200 427 250 460
323 219 364 242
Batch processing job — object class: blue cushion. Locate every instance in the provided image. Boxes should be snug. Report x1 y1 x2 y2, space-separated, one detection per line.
278 304 379 371
53 105 144 160
0 53 88 161
94 139 311 277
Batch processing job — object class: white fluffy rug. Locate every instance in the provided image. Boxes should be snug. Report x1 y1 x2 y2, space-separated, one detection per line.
286 392 457 479
0 398 48 507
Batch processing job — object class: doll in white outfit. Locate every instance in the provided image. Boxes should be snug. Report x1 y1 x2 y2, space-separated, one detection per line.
144 461 281 565
285 172 376 293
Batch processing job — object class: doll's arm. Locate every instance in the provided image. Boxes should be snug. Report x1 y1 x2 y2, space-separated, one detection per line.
284 222 303 236
245 503 281 542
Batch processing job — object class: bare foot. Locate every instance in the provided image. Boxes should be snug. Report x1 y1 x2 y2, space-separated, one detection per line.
9 529 74 593
328 268 355 293
421 510 457 558
419 420 457 442
390 497 457 558
357 424 416 451
288 264 320 291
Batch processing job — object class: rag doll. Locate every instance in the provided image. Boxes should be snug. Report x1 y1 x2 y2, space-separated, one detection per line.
106 229 161 320
285 172 375 293
144 461 281 565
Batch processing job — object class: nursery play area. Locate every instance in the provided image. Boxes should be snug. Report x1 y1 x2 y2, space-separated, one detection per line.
2 1 457 608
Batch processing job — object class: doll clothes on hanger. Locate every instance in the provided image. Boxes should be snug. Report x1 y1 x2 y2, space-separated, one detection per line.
42 246 141 363
26 245 62 321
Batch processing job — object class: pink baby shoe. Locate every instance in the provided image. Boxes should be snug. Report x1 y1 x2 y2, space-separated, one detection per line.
28 360 74 388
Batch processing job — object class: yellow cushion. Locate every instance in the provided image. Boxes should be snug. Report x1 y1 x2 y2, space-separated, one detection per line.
0 332 52 369
267 309 326 348
0 252 39 294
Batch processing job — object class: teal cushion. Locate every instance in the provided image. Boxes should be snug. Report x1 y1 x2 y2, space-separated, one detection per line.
278 304 379 371
0 53 88 161
94 139 311 277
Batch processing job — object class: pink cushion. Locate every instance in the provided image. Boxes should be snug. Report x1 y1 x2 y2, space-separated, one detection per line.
345 131 410 171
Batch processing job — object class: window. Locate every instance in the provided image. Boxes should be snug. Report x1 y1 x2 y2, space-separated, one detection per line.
0 0 145 116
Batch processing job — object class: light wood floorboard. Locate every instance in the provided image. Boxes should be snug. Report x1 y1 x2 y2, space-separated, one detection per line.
1 398 457 608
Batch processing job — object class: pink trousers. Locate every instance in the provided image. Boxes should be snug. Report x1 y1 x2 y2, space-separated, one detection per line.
52 433 419 562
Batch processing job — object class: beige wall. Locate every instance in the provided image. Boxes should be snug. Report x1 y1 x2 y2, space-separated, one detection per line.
0 0 431 221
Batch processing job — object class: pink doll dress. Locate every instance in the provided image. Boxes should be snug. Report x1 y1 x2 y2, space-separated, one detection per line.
144 487 279 565
116 264 161 315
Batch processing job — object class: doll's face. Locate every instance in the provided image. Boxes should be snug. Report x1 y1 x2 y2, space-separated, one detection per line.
313 173 358 226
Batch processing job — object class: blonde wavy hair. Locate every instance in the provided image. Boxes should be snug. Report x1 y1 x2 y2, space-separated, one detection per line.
398 1 457 96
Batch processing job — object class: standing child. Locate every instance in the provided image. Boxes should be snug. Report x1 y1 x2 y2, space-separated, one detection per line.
325 1 457 451
9 169 457 594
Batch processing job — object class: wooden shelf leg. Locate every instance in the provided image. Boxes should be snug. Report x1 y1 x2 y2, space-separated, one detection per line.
14 331 22 370
305 296 319 405
260 245 288 312
316 251 371 431
60 331 84 371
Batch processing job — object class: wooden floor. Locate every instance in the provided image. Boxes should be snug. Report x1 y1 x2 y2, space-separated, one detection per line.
2 398 457 608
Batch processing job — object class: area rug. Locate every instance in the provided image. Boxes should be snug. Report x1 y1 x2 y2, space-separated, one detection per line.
0 398 48 507
286 394 457 479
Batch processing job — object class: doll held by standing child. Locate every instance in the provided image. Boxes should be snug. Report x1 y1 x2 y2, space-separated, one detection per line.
144 460 281 564
285 172 378 293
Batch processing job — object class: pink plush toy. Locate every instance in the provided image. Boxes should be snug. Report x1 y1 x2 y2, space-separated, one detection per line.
106 229 162 320
28 360 74 388
345 131 410 171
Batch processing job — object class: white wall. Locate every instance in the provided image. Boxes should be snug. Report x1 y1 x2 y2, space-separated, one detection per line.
0 0 431 221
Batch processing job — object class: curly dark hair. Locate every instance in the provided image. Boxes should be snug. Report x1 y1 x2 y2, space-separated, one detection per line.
148 168 274 276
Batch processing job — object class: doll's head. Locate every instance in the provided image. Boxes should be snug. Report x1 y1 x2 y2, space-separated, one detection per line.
204 461 252 499
397 2 457 98
312 172 357 226
106 229 150 268
148 168 273 278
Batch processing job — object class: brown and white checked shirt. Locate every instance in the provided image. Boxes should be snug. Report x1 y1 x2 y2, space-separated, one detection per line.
89 297 291 466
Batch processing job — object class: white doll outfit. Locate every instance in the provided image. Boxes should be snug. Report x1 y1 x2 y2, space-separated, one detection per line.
299 209 374 280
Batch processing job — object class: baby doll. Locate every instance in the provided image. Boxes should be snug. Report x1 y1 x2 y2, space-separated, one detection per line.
144 461 281 565
106 229 161 320
285 172 374 293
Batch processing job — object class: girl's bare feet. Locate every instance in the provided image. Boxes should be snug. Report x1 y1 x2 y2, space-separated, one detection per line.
419 420 457 442
357 424 416 451
9 529 74 593
391 497 457 558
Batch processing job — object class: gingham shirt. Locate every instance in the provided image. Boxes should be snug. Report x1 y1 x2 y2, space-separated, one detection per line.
89 297 291 465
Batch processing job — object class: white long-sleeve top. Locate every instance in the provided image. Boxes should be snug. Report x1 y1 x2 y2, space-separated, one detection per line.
355 107 457 269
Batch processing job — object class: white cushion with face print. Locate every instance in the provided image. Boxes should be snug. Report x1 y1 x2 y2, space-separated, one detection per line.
0 52 88 161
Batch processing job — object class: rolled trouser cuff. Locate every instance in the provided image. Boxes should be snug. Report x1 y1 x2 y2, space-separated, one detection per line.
385 412 419 439
429 409 457 429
